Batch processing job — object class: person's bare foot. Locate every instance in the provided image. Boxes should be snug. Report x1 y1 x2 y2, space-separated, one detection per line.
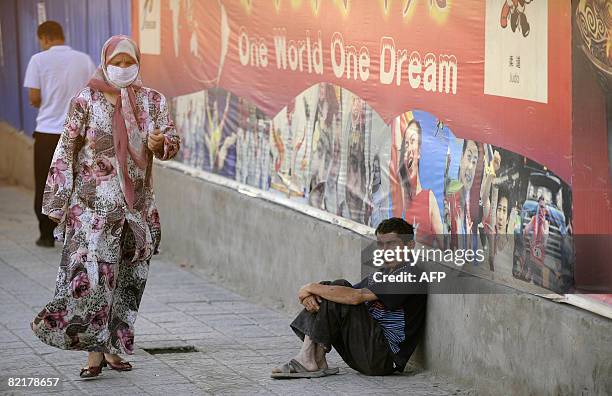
293 354 319 371
80 352 105 378
102 353 133 371
272 335 321 373
314 344 329 370
86 352 104 368
103 353 122 364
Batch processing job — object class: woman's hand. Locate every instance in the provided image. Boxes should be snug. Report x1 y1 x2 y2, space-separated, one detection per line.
147 129 165 155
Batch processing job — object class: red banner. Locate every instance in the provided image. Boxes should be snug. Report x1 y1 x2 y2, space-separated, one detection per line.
134 0 572 182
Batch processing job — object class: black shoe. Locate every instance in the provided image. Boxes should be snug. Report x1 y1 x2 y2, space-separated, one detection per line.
520 13 530 37
511 10 519 32
35 237 55 248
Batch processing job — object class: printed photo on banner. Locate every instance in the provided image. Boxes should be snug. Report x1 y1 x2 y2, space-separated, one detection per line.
511 157 573 293
445 135 485 252
365 106 392 230
479 144 521 280
337 93 370 224
171 90 206 168
307 83 343 214
269 86 318 200
202 89 237 178
168 79 575 295
390 111 446 247
235 97 272 190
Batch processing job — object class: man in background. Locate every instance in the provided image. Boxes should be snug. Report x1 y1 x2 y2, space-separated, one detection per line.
23 21 96 247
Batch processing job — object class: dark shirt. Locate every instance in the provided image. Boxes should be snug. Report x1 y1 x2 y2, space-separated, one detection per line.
353 262 427 370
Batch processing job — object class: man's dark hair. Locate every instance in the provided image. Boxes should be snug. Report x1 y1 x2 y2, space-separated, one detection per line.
37 21 65 40
375 217 415 243
462 138 477 157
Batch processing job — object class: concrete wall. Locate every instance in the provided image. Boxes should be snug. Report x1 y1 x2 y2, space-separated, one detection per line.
0 122 34 189
1 125 610 395
422 294 611 395
152 164 363 312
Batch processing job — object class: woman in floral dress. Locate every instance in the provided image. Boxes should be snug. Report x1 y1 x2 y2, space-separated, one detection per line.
30 35 180 378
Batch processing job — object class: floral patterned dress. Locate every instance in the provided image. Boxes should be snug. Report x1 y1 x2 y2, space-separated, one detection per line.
31 86 180 354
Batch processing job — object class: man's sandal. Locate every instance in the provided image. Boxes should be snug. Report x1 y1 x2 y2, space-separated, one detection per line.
271 359 339 379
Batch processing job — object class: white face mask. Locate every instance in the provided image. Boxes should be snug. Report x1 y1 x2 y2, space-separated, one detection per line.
106 64 139 88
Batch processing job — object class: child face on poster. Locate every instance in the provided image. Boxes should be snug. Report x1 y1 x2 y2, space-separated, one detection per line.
496 195 509 234
459 140 478 191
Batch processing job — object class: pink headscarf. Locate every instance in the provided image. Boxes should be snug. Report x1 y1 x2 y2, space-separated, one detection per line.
87 35 148 211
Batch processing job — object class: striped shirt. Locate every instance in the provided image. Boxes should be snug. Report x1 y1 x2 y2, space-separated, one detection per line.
353 263 427 361
366 300 405 353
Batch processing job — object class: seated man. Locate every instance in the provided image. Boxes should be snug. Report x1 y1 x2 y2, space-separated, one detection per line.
272 217 427 378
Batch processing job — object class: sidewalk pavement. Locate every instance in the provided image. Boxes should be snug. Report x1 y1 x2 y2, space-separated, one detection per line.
0 180 473 395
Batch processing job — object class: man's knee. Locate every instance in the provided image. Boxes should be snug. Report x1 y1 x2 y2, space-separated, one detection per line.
317 279 352 287
329 279 352 287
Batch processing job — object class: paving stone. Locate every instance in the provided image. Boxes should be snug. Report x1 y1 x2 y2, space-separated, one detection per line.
144 383 211 396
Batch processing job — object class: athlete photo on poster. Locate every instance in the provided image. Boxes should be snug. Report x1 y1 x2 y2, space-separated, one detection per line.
269 86 318 200
337 94 370 224
235 97 272 190
171 90 206 168
203 89 238 178
511 157 574 293
365 105 393 229
444 135 485 252
477 144 524 284
390 111 447 246
307 83 343 214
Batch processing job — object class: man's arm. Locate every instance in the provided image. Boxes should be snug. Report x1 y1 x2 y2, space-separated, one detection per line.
29 88 42 108
24 57 41 108
299 283 378 305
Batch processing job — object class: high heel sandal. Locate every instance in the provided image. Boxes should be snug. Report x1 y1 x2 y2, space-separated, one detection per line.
102 356 133 371
79 363 104 378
